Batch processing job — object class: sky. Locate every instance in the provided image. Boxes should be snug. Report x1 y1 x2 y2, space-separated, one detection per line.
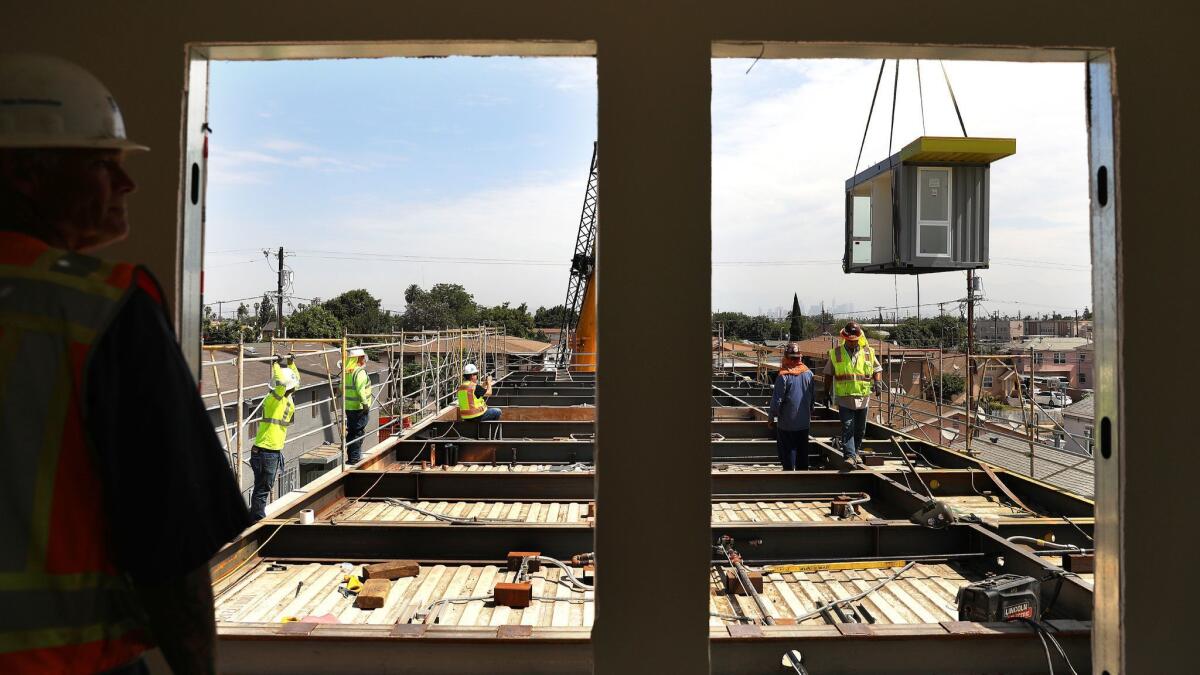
205 56 1091 321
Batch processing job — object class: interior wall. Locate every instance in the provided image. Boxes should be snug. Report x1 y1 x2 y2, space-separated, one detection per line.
4 2 1194 673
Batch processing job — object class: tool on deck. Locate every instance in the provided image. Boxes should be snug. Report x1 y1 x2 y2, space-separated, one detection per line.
715 535 774 626
782 650 811 675
763 559 907 575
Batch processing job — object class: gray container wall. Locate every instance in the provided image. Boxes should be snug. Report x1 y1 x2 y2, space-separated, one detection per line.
897 164 989 268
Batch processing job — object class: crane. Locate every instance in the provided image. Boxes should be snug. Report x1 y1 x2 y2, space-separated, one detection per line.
553 142 598 374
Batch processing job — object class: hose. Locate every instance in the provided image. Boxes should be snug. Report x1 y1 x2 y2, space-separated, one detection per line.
1007 536 1081 552
535 556 593 591
790 561 917 623
384 498 525 525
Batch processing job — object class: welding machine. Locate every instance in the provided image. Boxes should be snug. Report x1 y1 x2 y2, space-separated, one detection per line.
956 574 1041 622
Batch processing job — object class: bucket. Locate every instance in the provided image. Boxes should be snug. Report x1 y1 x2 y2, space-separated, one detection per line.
378 415 393 442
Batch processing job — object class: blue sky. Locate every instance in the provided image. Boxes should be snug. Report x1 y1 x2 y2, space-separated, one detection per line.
205 57 1090 320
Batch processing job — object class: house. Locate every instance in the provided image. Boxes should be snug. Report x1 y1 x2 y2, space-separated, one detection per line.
1060 396 1095 455
974 317 1024 343
1003 336 1093 389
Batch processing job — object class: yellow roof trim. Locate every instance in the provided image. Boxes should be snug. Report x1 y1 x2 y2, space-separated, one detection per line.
898 136 1016 164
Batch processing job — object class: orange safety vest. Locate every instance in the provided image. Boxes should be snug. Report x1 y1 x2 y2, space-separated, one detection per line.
0 232 157 673
457 379 488 420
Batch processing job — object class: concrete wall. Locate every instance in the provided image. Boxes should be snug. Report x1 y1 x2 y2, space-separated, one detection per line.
4 2 1193 672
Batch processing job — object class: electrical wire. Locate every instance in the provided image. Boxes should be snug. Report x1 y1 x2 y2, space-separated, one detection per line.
789 561 918 623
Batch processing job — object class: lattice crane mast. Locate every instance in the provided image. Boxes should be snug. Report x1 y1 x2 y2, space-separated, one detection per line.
554 142 598 372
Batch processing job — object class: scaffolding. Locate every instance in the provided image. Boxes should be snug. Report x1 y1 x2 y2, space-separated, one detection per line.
200 326 512 506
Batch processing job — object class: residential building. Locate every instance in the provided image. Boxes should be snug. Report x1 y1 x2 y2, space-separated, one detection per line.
975 317 1024 343
1003 336 1092 389
1024 317 1093 339
1060 395 1095 454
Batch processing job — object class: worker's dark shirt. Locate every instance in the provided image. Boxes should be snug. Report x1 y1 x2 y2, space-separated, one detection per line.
475 384 487 399
87 287 251 584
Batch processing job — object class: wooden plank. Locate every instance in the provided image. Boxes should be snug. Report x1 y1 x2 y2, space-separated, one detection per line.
521 574 547 626
525 503 542 523
240 564 323 623
364 560 420 580
355 578 391 609
372 576 418 625
276 565 342 621
398 564 448 624
546 502 561 523
567 502 581 523
425 565 473 625
551 571 573 627
459 565 498 626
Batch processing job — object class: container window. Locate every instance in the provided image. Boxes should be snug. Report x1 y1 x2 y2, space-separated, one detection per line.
918 224 949 255
918 168 950 222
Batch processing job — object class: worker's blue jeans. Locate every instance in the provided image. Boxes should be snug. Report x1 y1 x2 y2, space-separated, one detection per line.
346 409 369 465
775 428 810 471
477 407 502 422
839 406 869 460
249 446 282 521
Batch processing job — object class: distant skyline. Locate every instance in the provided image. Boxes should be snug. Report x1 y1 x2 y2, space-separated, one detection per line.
204 57 1091 320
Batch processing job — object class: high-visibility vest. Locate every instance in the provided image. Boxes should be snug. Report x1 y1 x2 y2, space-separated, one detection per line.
0 232 157 673
344 366 372 411
828 343 876 398
457 380 487 419
254 363 298 451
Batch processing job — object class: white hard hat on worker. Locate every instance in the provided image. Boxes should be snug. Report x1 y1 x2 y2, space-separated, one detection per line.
463 364 479 376
0 54 145 252
0 54 147 151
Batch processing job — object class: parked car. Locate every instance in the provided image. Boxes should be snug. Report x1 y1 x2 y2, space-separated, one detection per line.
1032 391 1073 407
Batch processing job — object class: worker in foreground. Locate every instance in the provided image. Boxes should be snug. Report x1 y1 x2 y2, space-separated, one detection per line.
249 353 300 521
767 342 815 470
344 346 373 464
823 321 884 468
0 54 250 674
458 363 501 421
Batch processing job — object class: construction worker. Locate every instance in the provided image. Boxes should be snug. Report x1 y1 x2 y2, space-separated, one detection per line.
0 54 250 674
823 321 884 468
249 353 300 521
458 363 501 422
344 346 373 464
767 343 815 470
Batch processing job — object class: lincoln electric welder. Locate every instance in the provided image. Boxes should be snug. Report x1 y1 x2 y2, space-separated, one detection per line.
956 574 1041 622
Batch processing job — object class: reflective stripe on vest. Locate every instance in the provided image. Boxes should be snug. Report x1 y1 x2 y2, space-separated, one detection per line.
828 345 875 398
0 233 154 671
344 367 371 411
457 381 487 419
254 393 295 451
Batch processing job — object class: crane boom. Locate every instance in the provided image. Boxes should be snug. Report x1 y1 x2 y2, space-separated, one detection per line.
554 142 598 372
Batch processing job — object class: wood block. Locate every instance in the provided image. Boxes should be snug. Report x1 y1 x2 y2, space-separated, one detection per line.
364 560 420 580
586 502 596 518
494 582 532 608
507 551 541 572
355 578 391 609
863 455 886 466
1063 553 1095 574
724 569 764 595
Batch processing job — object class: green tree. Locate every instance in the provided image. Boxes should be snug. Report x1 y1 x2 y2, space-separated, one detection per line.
933 373 965 402
236 302 250 323
285 304 344 338
254 293 276 330
400 283 478 329
788 294 804 341
479 301 535 338
534 304 578 329
322 289 391 334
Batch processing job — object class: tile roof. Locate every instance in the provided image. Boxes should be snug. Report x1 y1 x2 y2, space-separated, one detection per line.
1061 395 1095 419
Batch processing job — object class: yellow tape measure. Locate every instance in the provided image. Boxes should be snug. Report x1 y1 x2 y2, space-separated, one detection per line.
763 559 907 574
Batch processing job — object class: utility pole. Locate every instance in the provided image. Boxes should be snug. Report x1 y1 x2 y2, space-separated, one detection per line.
965 270 976 454
276 246 285 338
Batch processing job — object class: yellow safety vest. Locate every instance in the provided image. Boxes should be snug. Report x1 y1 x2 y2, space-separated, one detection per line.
457 380 487 419
344 366 372 411
255 363 298 451
828 344 876 398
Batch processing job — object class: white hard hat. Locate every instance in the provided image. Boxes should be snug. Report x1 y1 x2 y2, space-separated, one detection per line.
0 54 148 151
463 364 479 375
348 348 367 359
273 366 300 391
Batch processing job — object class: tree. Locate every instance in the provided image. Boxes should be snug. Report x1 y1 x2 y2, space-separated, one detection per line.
235 302 250 323
788 294 804 341
534 304 578 329
322 289 392 334
479 302 535 338
933 373 965 402
254 293 276 331
285 304 343 339
1081 306 1093 320
890 315 967 350
400 283 478 330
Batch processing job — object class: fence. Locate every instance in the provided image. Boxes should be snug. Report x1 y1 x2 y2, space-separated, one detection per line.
200 326 509 507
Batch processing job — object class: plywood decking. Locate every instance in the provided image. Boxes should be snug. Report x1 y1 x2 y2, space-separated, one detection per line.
710 562 976 626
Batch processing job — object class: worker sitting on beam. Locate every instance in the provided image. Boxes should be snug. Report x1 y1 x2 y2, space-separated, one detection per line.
249 353 300 521
459 363 501 422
